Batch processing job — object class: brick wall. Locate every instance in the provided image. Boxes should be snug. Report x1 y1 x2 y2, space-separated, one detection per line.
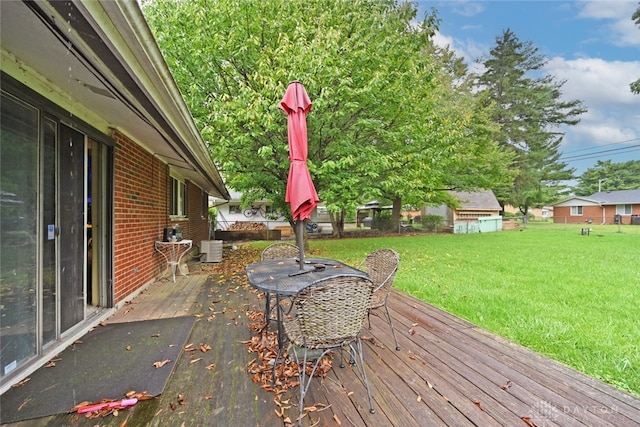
553 205 639 224
112 131 211 303
186 182 210 245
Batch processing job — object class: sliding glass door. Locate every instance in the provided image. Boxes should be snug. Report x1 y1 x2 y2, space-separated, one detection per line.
1 79 113 383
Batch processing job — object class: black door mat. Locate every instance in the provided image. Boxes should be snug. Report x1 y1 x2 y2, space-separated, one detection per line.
0 316 195 424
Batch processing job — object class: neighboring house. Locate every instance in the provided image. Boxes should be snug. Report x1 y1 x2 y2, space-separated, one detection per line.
213 191 289 230
0 1 229 394
552 190 640 225
213 191 332 235
425 190 503 234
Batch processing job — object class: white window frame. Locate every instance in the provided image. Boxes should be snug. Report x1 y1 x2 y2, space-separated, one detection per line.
616 204 632 215
170 174 187 218
570 206 583 216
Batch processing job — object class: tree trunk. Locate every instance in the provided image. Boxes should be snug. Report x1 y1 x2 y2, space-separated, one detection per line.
392 197 402 233
329 212 344 238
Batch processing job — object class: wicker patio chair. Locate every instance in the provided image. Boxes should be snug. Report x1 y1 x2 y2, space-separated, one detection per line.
358 248 401 350
283 274 376 423
261 242 300 261
260 243 300 324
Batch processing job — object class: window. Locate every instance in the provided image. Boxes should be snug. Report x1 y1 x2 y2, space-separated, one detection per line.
616 204 632 215
571 206 583 215
229 205 241 214
170 176 186 217
201 191 208 218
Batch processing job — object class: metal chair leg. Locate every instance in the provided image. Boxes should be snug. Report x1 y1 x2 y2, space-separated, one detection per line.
352 338 375 414
383 303 400 351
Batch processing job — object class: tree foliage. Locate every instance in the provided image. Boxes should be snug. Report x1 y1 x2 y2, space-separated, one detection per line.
474 29 586 215
142 0 511 235
573 160 640 196
632 4 640 94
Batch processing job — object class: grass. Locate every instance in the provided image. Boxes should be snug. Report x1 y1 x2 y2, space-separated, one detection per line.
253 222 640 397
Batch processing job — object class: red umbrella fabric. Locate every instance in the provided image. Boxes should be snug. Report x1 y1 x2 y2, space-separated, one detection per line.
279 81 319 221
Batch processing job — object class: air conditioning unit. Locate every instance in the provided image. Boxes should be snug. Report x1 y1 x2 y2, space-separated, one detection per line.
200 240 223 263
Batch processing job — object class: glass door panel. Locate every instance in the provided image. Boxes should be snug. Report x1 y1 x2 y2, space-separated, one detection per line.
59 124 85 333
0 93 39 378
42 118 57 346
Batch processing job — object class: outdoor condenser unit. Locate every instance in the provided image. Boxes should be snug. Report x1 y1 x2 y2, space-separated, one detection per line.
200 240 223 263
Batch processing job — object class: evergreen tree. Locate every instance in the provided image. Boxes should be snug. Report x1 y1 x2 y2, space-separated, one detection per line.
573 160 640 196
475 29 586 216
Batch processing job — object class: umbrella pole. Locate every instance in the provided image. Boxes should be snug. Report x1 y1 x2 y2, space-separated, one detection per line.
297 220 305 270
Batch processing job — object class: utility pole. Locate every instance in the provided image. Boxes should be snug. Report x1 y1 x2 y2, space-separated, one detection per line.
598 178 608 192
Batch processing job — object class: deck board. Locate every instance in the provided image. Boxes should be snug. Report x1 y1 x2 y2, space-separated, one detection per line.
4 258 639 427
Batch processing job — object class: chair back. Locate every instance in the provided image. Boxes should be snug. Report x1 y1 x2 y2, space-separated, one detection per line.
261 242 299 261
294 275 374 348
359 248 400 309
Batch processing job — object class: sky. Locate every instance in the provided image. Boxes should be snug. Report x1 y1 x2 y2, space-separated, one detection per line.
415 0 640 177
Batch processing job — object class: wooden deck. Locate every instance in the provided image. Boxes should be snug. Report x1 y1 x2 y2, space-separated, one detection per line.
5 251 640 427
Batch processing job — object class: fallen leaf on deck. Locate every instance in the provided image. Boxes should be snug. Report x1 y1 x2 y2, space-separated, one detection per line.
408 328 416 335
190 357 202 364
199 343 211 353
333 414 342 425
474 400 483 410
177 394 185 405
126 345 132 351
206 363 215 370
17 397 32 411
501 380 512 390
521 416 538 426
417 395 422 403
151 333 160 337
44 361 56 368
153 359 171 368
11 378 31 388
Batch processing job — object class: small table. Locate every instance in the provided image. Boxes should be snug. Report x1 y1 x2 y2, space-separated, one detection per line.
246 257 368 343
154 240 193 282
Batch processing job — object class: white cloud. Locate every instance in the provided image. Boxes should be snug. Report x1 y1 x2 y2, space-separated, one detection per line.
451 1 484 17
546 57 640 107
577 1 640 47
545 56 640 153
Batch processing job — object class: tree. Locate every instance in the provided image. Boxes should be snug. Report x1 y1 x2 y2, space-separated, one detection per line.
632 4 640 94
142 0 511 236
474 29 586 216
573 160 640 196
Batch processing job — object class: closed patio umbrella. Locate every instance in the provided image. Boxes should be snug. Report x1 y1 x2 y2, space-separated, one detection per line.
279 81 319 269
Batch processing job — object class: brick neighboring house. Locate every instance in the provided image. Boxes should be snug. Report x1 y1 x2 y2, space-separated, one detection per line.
1 1 229 393
553 190 640 225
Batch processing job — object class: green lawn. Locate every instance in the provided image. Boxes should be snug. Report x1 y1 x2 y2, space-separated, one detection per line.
258 223 640 397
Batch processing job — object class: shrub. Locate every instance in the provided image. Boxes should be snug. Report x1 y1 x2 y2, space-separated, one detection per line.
372 211 394 231
421 214 444 232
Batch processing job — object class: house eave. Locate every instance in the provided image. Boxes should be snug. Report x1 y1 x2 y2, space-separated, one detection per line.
0 0 229 199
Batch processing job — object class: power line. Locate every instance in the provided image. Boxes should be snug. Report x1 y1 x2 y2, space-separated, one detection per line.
560 144 640 162
561 137 640 155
